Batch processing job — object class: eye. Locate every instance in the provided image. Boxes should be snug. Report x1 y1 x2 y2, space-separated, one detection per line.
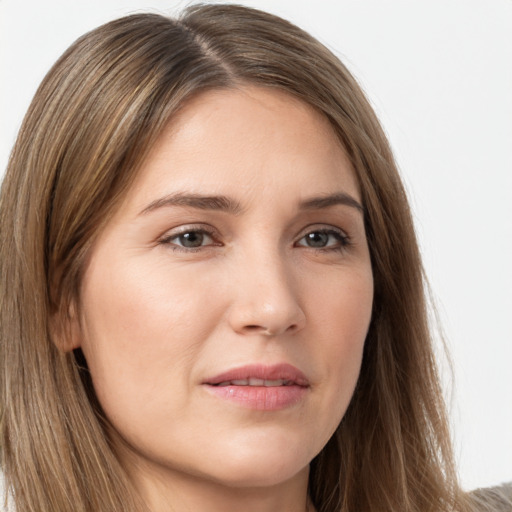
296 228 349 250
160 228 217 250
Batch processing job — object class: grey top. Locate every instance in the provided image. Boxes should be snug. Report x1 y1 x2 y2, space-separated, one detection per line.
470 482 512 512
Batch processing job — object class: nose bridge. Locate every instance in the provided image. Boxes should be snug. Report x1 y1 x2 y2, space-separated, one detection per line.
228 242 306 336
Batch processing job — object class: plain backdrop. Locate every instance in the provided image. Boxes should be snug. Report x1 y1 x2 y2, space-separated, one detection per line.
1 0 511 491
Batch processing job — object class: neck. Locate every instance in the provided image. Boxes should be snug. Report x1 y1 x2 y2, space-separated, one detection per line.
128 460 313 512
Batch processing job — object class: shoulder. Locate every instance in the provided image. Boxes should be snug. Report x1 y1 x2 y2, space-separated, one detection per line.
469 482 512 512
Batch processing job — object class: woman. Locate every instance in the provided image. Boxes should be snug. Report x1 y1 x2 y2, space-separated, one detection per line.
0 4 509 512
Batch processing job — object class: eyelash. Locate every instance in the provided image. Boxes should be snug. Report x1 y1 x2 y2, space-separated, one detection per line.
159 226 219 252
159 226 351 253
295 228 350 252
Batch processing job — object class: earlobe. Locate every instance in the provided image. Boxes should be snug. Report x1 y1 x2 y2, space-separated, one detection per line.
50 301 82 353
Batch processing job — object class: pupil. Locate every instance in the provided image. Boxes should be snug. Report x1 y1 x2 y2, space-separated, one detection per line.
307 232 328 247
180 232 203 248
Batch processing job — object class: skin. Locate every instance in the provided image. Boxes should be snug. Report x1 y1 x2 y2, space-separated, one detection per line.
72 86 374 512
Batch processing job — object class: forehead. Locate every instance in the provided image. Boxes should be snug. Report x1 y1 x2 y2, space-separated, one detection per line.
123 86 360 211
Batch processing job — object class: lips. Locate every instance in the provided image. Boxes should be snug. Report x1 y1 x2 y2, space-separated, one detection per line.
204 363 309 387
203 364 309 411
215 378 294 387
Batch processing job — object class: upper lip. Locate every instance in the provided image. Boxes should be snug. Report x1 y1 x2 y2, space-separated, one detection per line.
203 363 310 387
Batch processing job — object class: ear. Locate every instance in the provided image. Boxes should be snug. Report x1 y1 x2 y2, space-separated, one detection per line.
50 300 82 352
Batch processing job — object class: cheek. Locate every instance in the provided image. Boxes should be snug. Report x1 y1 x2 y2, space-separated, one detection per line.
309 263 373 350
306 266 373 425
77 255 224 417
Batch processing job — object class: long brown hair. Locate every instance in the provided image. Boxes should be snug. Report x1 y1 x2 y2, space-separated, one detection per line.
1 4 469 511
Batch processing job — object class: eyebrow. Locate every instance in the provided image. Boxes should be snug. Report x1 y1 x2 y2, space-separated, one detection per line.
139 191 363 216
140 192 243 216
299 192 364 213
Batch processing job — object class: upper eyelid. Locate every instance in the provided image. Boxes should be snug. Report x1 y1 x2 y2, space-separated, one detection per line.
295 224 348 239
159 224 218 239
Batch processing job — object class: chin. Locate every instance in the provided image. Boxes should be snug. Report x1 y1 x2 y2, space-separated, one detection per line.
194 440 314 488
206 459 310 489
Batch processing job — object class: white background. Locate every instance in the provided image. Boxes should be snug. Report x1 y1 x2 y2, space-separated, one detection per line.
1 0 510 491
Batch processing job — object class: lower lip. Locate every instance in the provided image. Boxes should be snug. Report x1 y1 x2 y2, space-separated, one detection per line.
204 384 308 410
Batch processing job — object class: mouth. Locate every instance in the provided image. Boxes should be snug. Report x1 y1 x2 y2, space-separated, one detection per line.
202 363 309 411
204 363 309 387
213 378 298 387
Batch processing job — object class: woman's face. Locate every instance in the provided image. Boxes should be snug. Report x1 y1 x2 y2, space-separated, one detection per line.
75 86 373 490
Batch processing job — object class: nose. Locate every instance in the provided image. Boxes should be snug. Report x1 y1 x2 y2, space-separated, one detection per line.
227 252 306 337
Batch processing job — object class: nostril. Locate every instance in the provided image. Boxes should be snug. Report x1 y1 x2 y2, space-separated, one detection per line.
241 323 299 336
240 324 271 335
245 325 260 331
